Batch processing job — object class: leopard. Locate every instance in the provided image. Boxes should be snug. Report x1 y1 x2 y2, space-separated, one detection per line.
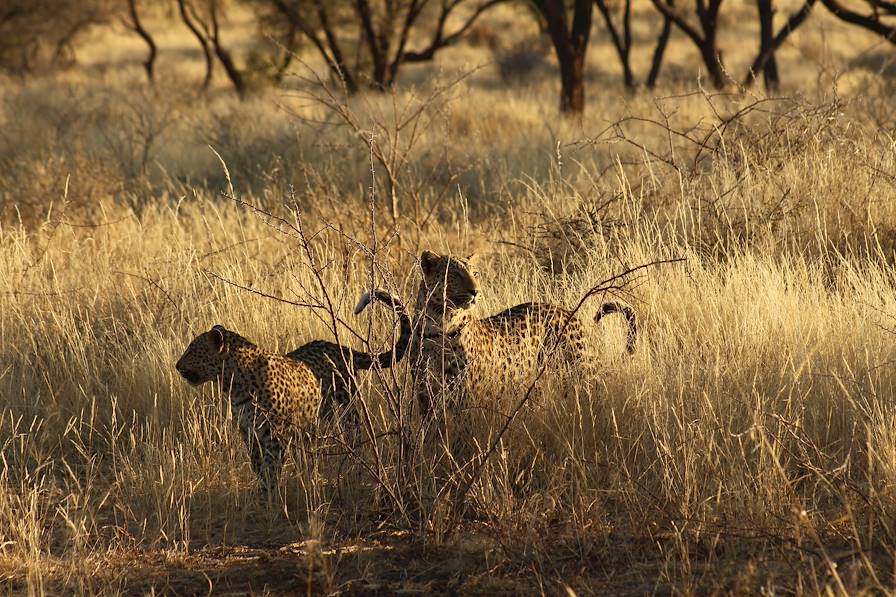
384 250 637 420
174 289 410 492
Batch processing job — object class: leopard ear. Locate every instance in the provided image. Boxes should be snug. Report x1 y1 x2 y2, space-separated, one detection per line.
420 250 440 275
208 325 226 352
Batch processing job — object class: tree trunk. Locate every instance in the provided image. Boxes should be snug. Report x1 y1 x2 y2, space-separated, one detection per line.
696 0 726 88
272 24 297 84
646 14 672 88
743 0 816 87
354 0 390 89
177 0 213 90
651 0 727 88
127 0 156 84
757 0 779 90
620 0 635 89
594 0 635 89
537 0 593 114
214 44 246 98
372 56 389 89
559 51 586 112
209 1 246 98
699 36 725 88
312 1 359 93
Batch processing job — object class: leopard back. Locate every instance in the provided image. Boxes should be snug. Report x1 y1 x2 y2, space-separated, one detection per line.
410 251 636 419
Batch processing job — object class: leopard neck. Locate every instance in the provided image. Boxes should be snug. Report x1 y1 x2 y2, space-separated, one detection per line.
220 328 256 349
414 287 474 338
218 329 263 373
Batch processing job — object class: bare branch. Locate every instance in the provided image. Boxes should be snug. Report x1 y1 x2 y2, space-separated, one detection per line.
403 0 509 63
820 0 896 43
744 0 817 87
124 0 156 84
177 0 213 89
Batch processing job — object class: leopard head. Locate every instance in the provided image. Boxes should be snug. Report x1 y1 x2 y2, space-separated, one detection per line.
175 325 228 386
419 250 481 312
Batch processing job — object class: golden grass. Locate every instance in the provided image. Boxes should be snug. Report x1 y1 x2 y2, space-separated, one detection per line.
2 4 896 594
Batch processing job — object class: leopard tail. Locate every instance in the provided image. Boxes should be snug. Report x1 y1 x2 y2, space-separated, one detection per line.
594 302 637 354
352 289 412 369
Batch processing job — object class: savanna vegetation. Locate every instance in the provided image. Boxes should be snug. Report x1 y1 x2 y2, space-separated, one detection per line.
2 1 896 594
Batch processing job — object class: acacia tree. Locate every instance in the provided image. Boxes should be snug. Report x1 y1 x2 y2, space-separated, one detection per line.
254 0 358 92
530 0 594 113
253 0 507 93
0 0 108 75
176 0 214 89
175 0 249 97
820 0 896 43
593 0 677 90
649 0 726 88
743 0 817 89
593 0 634 89
124 0 157 84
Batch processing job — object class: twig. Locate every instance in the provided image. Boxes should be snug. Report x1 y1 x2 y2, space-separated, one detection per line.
201 268 368 345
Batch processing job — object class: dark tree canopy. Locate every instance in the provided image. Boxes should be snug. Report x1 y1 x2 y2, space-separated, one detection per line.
3 0 896 112
0 0 108 75
249 0 508 92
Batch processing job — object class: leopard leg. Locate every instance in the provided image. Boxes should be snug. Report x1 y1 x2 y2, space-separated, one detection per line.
261 439 284 494
417 379 435 423
241 413 283 494
323 374 361 450
337 381 362 442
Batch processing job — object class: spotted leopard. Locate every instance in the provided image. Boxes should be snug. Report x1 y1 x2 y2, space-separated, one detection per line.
384 251 637 419
174 290 409 491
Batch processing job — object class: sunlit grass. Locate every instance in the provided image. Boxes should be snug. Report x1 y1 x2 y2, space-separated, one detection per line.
2 4 896 593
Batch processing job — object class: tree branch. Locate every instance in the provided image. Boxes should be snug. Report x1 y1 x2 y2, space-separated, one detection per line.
124 0 156 84
649 0 705 46
177 0 213 89
206 0 247 97
403 0 507 63
594 0 635 87
743 0 817 87
820 0 896 42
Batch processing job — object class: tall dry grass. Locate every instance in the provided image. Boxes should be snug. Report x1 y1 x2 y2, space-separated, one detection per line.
1 4 896 594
